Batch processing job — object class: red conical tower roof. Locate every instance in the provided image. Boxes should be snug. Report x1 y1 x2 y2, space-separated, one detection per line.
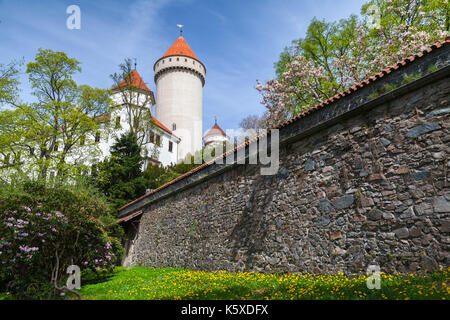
112 69 152 93
162 36 199 60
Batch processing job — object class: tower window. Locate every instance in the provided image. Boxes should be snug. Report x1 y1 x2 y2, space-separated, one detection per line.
155 134 160 145
185 58 187 62
168 141 173 153
177 58 179 61
169 58 172 62
193 61 195 65
149 131 155 144
172 123 176 131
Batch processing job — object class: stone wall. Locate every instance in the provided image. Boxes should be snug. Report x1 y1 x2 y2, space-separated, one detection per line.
121 43 450 274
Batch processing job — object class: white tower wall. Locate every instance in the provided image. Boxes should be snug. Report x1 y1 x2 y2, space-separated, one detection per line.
154 55 205 161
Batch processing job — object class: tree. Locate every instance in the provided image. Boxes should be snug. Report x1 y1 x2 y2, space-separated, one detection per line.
0 49 113 181
95 131 147 214
239 114 263 131
0 60 21 105
258 0 449 127
359 0 449 73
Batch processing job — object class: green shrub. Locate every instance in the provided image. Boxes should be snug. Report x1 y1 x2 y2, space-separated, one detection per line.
0 180 123 299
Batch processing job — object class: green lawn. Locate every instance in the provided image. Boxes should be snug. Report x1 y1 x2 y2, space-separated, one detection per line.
1 267 447 300
75 266 449 300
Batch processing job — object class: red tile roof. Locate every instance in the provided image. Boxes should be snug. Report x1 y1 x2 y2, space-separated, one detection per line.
152 117 172 134
117 210 143 223
162 36 199 61
112 69 153 93
204 123 227 137
117 39 450 222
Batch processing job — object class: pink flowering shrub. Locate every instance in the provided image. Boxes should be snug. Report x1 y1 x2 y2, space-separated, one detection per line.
0 181 123 299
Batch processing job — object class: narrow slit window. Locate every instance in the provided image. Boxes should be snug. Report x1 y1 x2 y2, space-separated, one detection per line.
150 131 155 144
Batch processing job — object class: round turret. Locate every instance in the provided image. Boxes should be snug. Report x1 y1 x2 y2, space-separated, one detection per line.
154 36 205 161
203 122 228 147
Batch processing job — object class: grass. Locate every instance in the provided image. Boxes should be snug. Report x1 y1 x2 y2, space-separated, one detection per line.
402 72 422 85
428 64 438 73
74 266 450 300
0 293 11 300
368 82 399 100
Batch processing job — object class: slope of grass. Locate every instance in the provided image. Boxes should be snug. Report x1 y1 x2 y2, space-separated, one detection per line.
77 267 450 300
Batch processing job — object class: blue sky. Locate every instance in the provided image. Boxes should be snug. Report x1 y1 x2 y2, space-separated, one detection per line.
0 0 366 133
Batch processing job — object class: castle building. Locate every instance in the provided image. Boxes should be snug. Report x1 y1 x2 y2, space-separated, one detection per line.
108 70 180 170
75 35 226 170
1 34 230 181
91 69 180 169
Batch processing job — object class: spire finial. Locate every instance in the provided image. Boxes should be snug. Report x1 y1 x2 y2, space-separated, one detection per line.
134 58 137 70
214 116 217 125
177 24 184 36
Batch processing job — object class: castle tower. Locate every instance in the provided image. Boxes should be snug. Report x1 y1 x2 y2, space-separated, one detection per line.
154 36 205 161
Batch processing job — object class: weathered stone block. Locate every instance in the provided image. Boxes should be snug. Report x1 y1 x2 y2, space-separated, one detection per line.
276 167 290 179
395 165 410 175
380 137 391 147
336 217 345 226
367 209 382 221
412 171 431 181
317 215 330 227
317 198 332 212
382 212 395 220
433 196 450 213
330 231 342 240
409 226 422 238
304 158 315 171
424 107 450 119
439 220 450 233
394 227 409 239
406 121 441 138
332 195 355 210
400 207 415 219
